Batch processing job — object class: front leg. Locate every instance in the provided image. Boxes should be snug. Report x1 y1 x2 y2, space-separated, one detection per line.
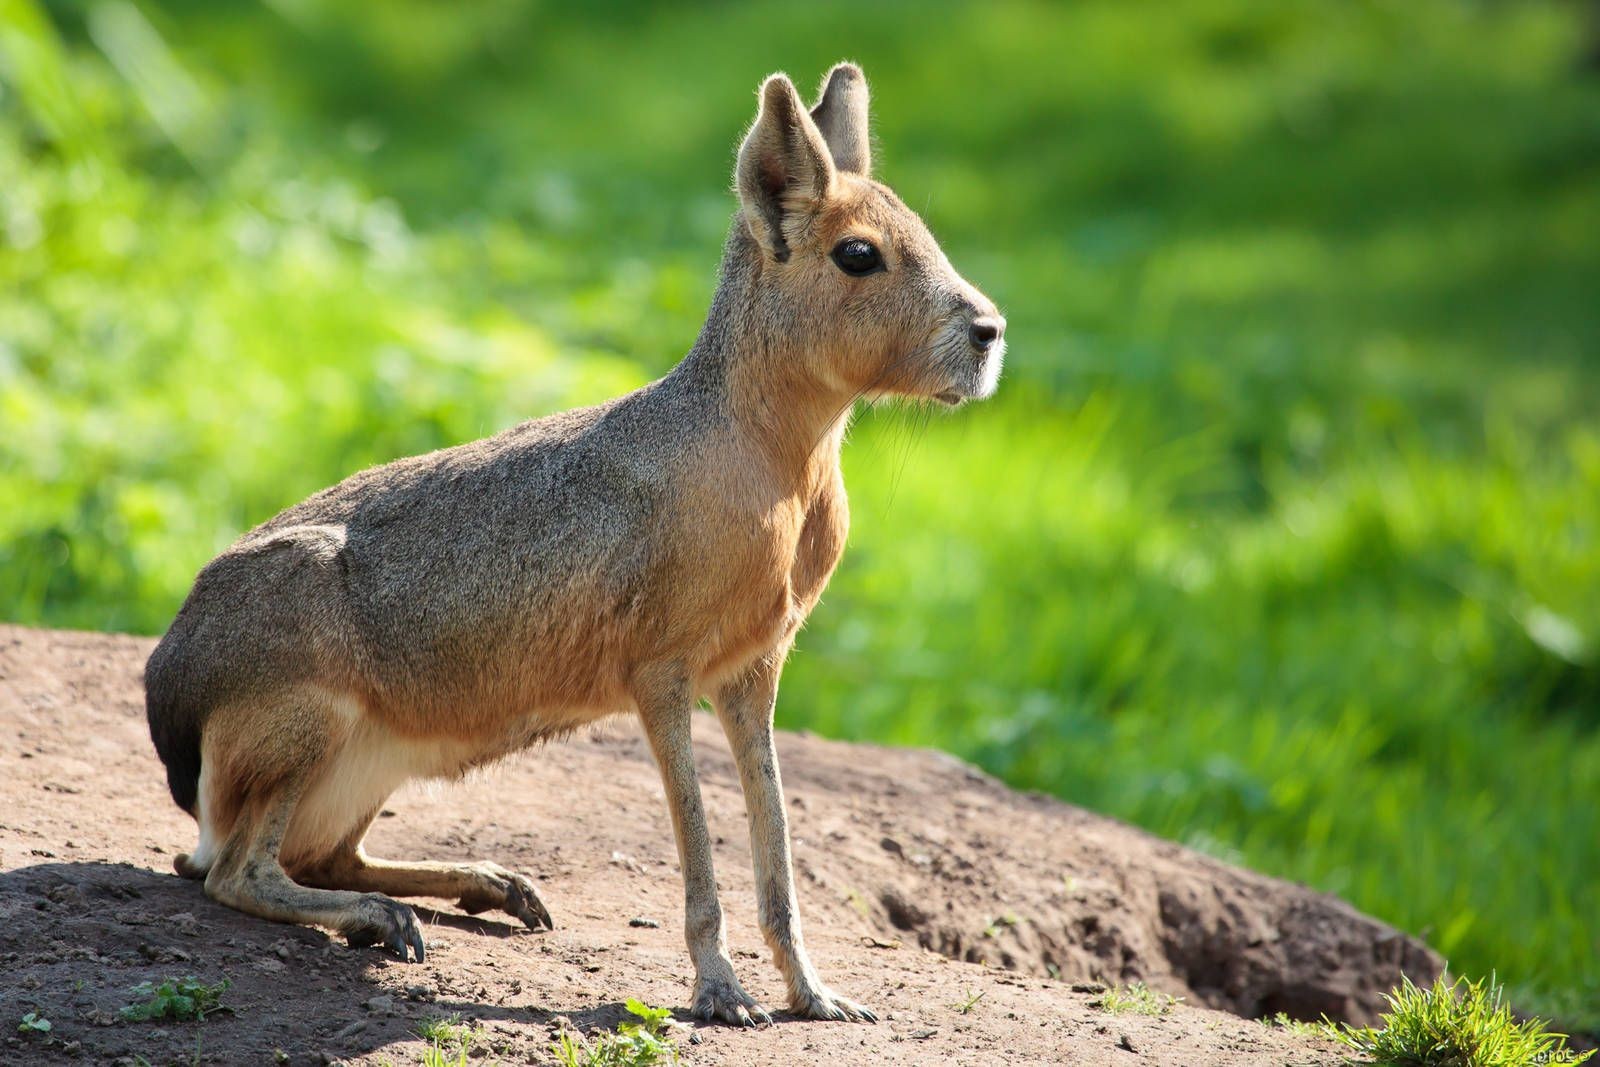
635 665 771 1026
714 651 876 1022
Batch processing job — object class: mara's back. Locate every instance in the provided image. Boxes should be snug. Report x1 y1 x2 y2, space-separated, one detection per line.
149 372 720 747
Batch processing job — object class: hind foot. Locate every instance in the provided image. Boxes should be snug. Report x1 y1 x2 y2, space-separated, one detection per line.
454 862 554 931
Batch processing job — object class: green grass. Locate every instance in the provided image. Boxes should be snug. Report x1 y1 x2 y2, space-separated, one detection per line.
551 1000 681 1067
417 1013 477 1064
2 0 1597 1031
420 1038 471 1067
1093 982 1182 1017
117 976 231 1023
1260 1012 1336 1040
1327 974 1595 1067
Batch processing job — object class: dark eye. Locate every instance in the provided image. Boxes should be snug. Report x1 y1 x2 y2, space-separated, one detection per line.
831 238 884 277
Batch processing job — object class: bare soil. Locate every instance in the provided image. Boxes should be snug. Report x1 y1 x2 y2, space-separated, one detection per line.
0 625 1441 1065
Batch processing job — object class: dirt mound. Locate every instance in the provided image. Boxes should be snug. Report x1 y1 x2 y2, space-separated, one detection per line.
1 626 1439 1064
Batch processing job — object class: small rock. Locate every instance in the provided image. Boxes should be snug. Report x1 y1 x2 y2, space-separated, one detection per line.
609 851 645 874
167 912 201 936
405 983 436 1002
627 917 660 929
1071 982 1106 994
364 994 394 1014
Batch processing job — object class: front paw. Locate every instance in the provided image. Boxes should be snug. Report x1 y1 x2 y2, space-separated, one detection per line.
343 894 427 963
692 974 773 1027
791 984 877 1023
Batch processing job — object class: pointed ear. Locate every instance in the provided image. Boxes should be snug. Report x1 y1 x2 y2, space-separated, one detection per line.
736 73 836 263
810 62 871 176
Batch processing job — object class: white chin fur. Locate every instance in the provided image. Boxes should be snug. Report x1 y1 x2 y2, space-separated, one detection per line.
975 340 1005 399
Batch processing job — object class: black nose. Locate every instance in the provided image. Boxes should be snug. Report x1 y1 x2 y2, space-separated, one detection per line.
968 315 1005 352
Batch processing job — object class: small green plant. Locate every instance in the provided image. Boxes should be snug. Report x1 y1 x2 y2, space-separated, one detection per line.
1259 1011 1338 1040
118 976 232 1023
417 1013 472 1046
418 1013 476 1067
17 1012 52 1034
1093 982 1180 1017
952 989 985 1015
551 999 681 1067
1327 974 1595 1067
421 1040 469 1067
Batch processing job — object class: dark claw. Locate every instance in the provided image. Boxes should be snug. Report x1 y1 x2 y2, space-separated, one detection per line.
509 877 554 931
408 924 426 964
351 896 425 962
385 899 425 963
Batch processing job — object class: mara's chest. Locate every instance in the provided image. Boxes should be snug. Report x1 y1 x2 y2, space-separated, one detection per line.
689 476 850 684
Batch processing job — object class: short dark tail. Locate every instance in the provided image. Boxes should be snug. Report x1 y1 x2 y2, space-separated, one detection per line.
145 637 203 815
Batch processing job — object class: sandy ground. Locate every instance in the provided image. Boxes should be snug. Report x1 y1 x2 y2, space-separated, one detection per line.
0 625 1442 1065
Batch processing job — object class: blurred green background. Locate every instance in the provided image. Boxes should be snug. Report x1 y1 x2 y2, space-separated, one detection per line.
2 0 1597 1029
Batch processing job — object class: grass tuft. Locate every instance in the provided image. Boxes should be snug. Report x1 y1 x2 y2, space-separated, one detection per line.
1260 1011 1339 1040
1093 982 1181 1017
551 999 681 1067
1327 974 1595 1067
952 989 986 1015
417 1013 476 1066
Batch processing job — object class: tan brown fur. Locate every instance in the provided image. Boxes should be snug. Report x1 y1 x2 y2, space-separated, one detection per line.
145 62 1005 1024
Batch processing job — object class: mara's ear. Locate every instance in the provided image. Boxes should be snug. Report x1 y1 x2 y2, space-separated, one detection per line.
810 62 871 176
736 73 836 263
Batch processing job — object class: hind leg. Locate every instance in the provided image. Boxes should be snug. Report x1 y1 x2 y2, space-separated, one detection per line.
298 811 553 931
203 784 427 961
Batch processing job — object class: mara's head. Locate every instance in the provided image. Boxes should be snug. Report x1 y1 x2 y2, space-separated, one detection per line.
732 63 1005 407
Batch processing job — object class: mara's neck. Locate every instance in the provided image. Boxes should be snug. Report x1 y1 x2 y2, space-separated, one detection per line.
672 223 855 491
